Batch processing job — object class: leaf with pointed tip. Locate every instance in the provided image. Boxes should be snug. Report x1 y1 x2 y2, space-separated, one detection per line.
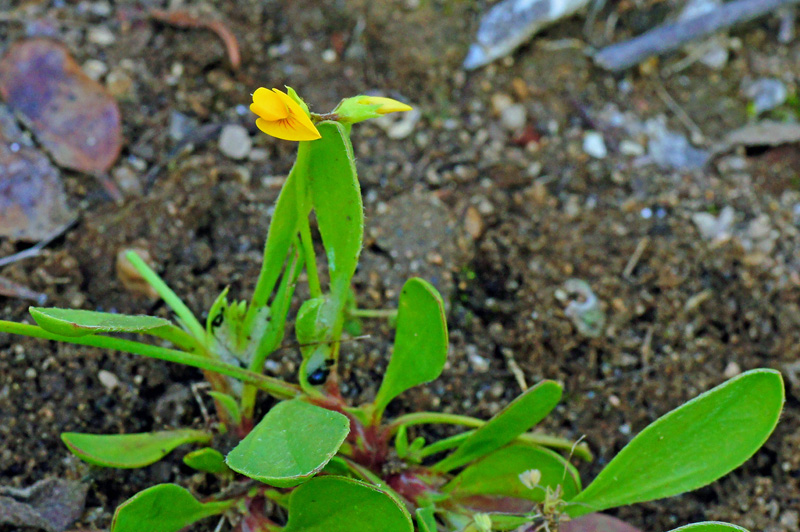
30 307 171 337
284 476 413 532
61 429 211 468
568 369 784 517
433 380 562 473
308 121 363 296
111 484 231 532
374 278 448 419
183 448 229 475
666 524 749 532
226 400 349 487
443 444 581 502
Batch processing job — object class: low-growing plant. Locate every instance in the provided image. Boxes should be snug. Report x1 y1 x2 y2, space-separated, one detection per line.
0 86 785 532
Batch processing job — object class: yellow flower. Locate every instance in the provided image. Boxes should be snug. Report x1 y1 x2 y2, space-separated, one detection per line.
250 87 321 141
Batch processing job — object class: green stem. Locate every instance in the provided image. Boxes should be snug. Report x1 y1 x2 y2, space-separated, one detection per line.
386 412 593 461
296 172 322 298
0 320 300 399
147 324 203 352
416 431 471 459
125 251 206 341
348 308 398 319
241 249 303 422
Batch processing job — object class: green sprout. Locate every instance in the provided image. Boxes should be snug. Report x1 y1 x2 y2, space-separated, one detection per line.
0 86 785 532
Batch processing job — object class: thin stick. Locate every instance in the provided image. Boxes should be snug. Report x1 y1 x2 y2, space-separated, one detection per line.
594 0 800 71
0 218 77 268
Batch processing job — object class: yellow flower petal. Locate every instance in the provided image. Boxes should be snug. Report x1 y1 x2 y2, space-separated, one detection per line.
251 87 288 121
357 96 413 114
250 87 321 141
272 89 320 137
255 116 321 142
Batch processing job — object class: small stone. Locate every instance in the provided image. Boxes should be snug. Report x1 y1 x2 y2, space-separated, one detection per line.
98 369 119 390
25 368 37 379
321 49 337 63
82 59 107 81
619 139 644 156
112 165 142 196
468 351 490 373
723 361 742 379
746 78 788 115
87 26 116 46
490 93 514 113
500 104 526 131
218 124 252 160
105 69 133 98
583 131 608 159
374 108 421 139
168 111 197 143
464 206 483 239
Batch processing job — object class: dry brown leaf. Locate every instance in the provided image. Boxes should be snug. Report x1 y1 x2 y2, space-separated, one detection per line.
0 38 122 174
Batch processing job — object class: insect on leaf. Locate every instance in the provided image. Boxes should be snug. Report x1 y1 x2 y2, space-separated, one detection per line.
61 429 211 469
111 484 231 532
567 369 784 517
226 399 350 487
373 278 448 419
432 380 562 473
30 307 171 337
284 476 413 532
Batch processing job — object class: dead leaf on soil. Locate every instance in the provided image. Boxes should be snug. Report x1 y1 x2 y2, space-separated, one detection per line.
715 120 800 151
0 104 74 241
0 38 122 174
561 514 643 532
149 8 241 69
0 477 88 532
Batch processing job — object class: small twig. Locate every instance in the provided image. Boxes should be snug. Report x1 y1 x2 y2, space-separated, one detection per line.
0 218 77 268
594 0 800 71
622 237 648 279
653 81 705 143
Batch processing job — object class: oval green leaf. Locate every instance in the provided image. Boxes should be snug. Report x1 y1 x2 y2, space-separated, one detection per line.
226 399 350 487
666 523 749 532
183 448 229 475
568 369 784 517
308 121 363 295
111 483 231 532
443 444 581 502
284 476 413 532
61 429 211 468
30 307 172 337
432 380 562 473
373 278 448 419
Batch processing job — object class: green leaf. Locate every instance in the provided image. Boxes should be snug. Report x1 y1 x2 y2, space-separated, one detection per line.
111 483 231 532
207 391 242 425
373 278 448 418
567 369 784 517
30 307 171 338
666 524 749 532
308 121 363 296
226 399 349 487
284 476 413 532
183 448 230 475
443 444 581 502
432 380 562 473
416 506 437 532
62 429 211 468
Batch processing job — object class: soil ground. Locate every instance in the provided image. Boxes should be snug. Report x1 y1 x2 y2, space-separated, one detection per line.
1 1 799 531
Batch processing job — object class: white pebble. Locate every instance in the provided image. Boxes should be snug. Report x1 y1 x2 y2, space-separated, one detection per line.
583 131 607 159
98 370 119 390
219 124 252 160
87 26 116 46
500 104 527 131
